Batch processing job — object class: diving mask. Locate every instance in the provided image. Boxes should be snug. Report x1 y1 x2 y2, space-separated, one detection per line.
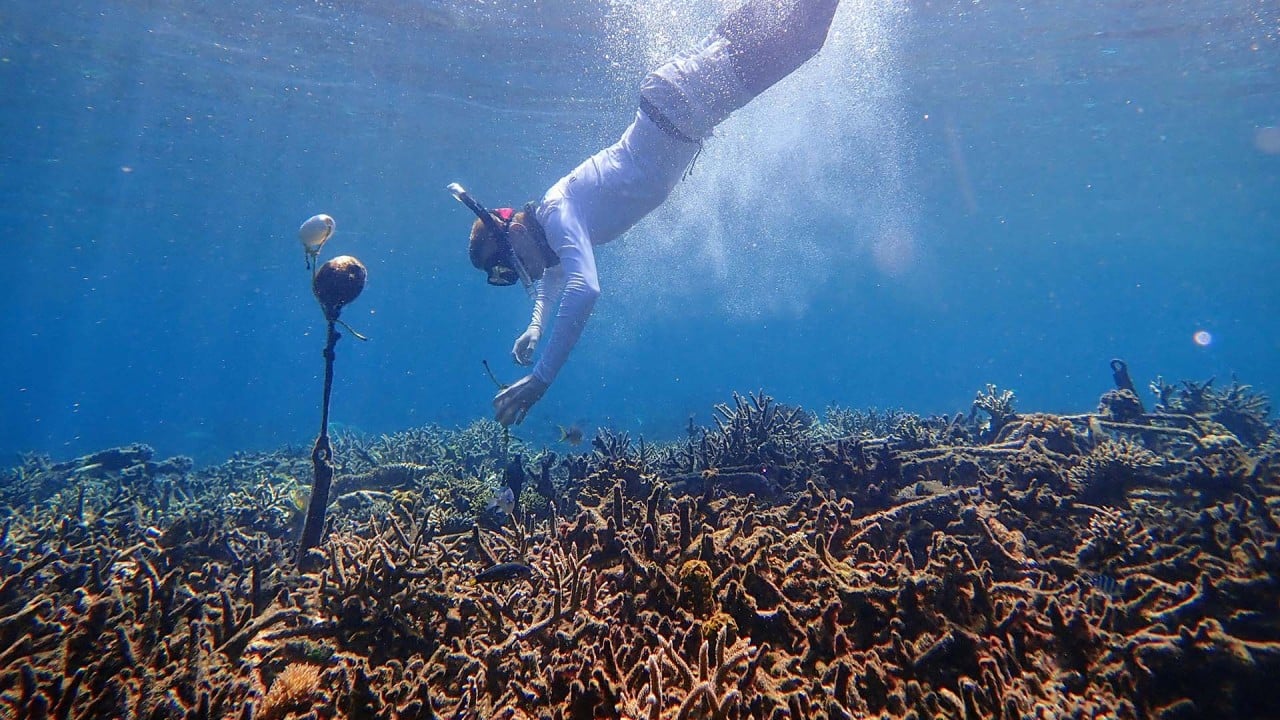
448 182 534 296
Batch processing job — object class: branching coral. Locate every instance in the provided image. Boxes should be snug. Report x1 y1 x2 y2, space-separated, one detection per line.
1068 439 1165 505
0 375 1276 720
972 384 1018 439
1149 375 1274 448
813 406 914 443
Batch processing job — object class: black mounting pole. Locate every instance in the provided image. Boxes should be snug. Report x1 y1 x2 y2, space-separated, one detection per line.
297 321 341 569
293 251 365 570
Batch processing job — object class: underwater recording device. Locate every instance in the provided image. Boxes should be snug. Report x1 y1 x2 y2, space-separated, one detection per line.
294 214 368 569
298 213 335 272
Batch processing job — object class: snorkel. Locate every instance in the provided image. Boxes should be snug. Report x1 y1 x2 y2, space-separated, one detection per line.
447 182 535 298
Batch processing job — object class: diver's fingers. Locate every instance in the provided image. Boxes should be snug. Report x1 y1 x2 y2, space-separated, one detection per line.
512 336 536 366
493 389 512 420
494 387 523 426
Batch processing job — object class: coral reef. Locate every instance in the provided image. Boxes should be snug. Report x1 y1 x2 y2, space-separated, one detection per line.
0 372 1277 720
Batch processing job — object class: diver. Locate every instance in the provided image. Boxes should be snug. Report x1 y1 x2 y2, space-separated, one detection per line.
451 0 842 426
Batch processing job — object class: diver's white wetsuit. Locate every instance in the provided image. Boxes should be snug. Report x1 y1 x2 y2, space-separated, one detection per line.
526 0 840 387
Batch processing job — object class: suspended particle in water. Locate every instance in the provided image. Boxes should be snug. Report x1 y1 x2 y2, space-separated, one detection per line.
1193 330 1212 347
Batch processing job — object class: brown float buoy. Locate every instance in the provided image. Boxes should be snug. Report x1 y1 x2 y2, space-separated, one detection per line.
313 255 367 322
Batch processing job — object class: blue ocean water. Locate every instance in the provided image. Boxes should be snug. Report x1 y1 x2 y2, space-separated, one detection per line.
1 0 1276 466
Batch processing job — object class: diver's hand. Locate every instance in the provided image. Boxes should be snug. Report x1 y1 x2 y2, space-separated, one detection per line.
494 375 548 426
512 327 540 366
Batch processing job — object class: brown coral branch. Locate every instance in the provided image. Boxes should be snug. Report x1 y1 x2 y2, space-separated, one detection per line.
216 607 300 661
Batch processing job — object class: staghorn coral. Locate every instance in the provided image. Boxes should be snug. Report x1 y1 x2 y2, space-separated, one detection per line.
972 384 1018 439
673 392 815 485
0 376 1276 720
1209 379 1272 446
1068 438 1165 505
1129 618 1280 718
813 405 914 443
1149 375 1274 448
816 437 902 508
1074 506 1134 570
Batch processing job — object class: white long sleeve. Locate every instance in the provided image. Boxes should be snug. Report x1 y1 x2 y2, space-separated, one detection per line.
531 202 599 385
527 112 699 386
528 265 564 334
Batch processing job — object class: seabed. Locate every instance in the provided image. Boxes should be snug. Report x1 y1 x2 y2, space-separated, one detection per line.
0 375 1277 720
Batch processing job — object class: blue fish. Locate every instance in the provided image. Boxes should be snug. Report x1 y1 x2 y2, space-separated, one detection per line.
486 486 516 515
475 562 533 584
559 424 585 446
1090 573 1121 598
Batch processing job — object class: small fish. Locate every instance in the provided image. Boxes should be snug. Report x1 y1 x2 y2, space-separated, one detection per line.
475 561 533 584
1090 573 1121 598
559 425 584 446
486 485 516 515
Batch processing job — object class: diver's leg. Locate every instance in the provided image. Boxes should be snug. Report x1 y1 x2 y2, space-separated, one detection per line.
638 36 747 142
716 0 841 98
637 0 839 142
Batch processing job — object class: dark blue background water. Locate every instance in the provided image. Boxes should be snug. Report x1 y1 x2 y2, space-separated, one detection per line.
3 0 1277 465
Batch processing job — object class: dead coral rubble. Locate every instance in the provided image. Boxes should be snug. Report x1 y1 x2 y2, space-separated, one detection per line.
0 380 1277 720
